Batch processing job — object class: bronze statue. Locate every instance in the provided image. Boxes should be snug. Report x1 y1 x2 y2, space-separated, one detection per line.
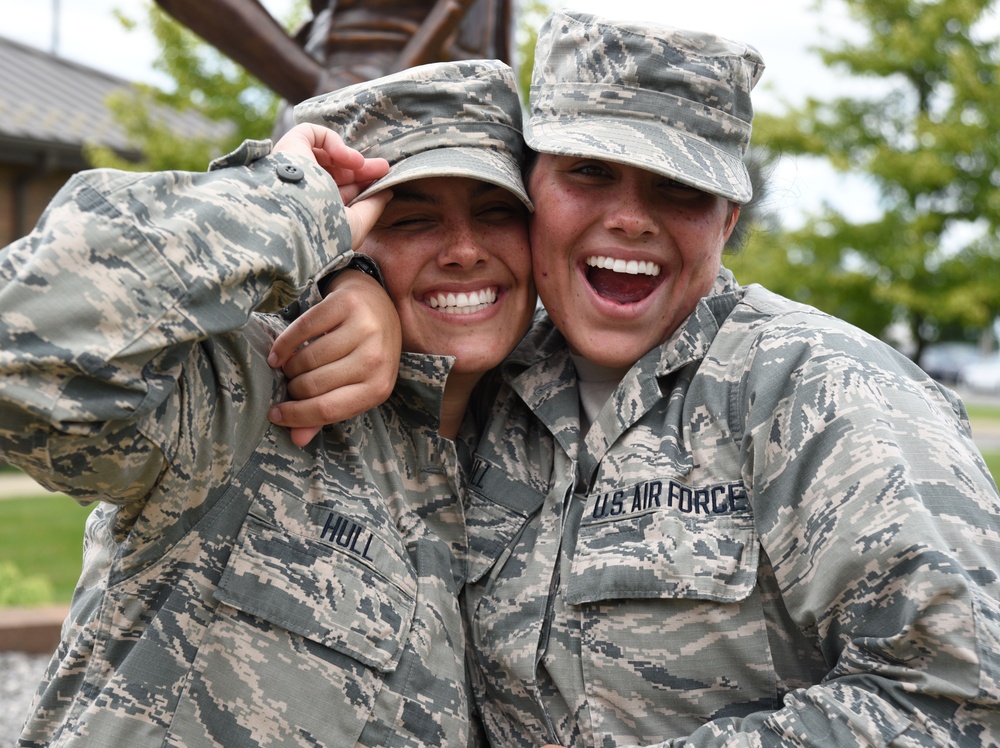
154 0 515 135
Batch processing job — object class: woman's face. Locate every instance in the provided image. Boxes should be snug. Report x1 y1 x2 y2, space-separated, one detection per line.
361 176 535 380
528 154 738 369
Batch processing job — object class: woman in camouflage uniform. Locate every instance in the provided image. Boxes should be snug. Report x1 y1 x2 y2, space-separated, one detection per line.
452 11 1000 748
0 59 533 747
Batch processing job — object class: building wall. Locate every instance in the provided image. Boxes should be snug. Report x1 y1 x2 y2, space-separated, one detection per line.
0 164 75 246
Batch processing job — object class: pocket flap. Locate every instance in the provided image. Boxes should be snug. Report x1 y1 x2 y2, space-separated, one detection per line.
566 511 759 605
217 495 415 673
465 459 545 584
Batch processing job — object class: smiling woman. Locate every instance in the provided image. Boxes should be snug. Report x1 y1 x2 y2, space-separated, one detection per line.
362 176 533 402
456 10 1000 747
528 155 740 368
0 57 536 747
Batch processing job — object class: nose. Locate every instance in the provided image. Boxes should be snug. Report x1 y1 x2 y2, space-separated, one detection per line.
437 218 489 269
603 180 660 239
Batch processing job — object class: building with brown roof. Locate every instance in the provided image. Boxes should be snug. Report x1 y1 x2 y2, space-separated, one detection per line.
0 35 227 245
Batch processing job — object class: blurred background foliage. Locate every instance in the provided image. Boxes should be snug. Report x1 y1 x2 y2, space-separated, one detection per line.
735 0 1000 361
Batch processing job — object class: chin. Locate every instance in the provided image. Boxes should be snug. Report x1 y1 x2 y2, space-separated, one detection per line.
573 336 651 369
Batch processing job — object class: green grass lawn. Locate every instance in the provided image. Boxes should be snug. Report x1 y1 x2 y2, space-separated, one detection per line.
966 402 1000 423
982 449 1000 480
967 403 1000 479
2 402 999 608
0 494 95 605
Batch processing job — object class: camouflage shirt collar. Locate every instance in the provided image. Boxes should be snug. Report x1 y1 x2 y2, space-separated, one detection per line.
390 352 454 426
650 266 744 378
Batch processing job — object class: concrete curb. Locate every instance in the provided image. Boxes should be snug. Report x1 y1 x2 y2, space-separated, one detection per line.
0 606 68 655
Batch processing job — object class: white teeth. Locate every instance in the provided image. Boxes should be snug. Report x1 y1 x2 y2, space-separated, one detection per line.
425 287 498 314
586 255 661 276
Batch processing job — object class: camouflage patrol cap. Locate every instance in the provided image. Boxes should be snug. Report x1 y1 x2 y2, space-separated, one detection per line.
294 59 532 209
527 11 764 203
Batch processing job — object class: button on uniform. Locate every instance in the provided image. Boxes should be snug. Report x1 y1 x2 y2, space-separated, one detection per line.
277 163 304 183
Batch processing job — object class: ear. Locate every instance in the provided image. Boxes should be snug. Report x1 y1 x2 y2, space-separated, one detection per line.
723 204 741 241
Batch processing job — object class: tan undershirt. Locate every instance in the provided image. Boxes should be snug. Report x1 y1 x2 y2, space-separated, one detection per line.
569 353 631 434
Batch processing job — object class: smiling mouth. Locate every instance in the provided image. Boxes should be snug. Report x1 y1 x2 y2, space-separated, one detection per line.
425 287 498 315
585 255 662 304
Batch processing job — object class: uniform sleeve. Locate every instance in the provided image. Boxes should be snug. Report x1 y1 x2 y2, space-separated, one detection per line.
0 147 354 505
664 317 1000 746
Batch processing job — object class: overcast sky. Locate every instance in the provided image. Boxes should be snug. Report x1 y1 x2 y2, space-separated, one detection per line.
0 0 879 222
0 0 867 105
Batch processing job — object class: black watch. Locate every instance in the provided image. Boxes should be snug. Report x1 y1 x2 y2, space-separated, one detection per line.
319 254 386 295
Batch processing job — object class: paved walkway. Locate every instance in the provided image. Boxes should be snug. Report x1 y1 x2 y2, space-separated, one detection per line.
0 473 58 500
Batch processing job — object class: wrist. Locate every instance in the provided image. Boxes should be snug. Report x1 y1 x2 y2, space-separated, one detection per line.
319 253 385 296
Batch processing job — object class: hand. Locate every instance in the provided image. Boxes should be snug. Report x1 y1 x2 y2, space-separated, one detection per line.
268 270 402 446
273 123 391 248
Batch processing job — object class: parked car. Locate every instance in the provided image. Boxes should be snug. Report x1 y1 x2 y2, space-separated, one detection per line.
959 354 1000 394
918 342 984 384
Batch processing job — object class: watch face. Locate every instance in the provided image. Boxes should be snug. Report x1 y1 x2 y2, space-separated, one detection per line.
350 255 384 286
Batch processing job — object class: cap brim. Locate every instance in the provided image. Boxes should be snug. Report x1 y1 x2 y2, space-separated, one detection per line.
350 147 533 211
525 116 751 204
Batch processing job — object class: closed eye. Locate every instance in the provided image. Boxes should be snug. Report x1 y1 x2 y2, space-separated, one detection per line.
476 203 525 223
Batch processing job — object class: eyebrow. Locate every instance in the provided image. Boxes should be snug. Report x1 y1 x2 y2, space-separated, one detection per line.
389 182 505 204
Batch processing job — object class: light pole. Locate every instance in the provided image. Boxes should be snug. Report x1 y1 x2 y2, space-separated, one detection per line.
51 0 61 55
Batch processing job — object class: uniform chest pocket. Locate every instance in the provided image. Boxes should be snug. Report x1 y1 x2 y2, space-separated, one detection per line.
164 488 418 747
567 508 759 605
216 489 417 671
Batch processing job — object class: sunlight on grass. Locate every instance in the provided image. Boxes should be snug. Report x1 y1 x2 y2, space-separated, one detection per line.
0 494 95 605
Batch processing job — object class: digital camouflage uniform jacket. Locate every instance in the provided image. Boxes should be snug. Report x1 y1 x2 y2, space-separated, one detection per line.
0 142 473 747
464 268 1000 747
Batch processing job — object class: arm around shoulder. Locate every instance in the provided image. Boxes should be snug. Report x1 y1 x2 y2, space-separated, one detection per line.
0 145 357 498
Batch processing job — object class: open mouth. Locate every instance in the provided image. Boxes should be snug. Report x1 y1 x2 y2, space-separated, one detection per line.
585 255 662 305
424 287 498 315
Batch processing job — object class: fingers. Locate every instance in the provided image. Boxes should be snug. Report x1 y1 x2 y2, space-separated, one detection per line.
288 425 322 447
280 329 356 383
268 259 401 444
268 300 348 370
269 378 396 429
272 124 389 196
272 124 359 168
353 157 391 184
346 190 392 250
277 322 399 413
268 305 400 429
272 123 390 251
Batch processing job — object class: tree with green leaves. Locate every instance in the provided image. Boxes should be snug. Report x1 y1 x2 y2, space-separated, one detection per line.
738 0 1000 359
514 0 551 106
88 3 305 172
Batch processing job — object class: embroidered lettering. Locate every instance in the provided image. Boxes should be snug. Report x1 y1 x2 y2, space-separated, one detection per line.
469 457 491 489
320 511 376 561
590 479 747 519
320 512 344 541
